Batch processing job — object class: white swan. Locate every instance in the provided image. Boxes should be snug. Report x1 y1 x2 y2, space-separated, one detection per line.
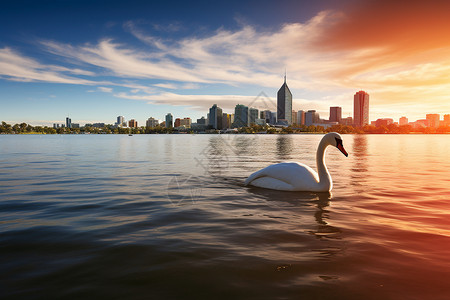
244 132 348 192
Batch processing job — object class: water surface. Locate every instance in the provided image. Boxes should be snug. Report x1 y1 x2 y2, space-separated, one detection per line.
1 134 450 299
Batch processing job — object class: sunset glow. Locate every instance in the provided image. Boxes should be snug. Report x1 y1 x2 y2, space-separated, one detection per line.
1 0 450 125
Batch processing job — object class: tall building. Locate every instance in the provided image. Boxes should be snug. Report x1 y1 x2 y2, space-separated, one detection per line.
209 104 223 130
128 119 138 128
66 117 72 128
297 110 305 125
222 113 232 129
399 116 408 126
329 107 342 123
292 110 298 125
146 117 159 128
426 114 440 128
277 75 293 125
180 118 192 128
174 118 181 127
354 91 369 127
165 113 173 128
233 104 248 128
249 108 259 125
444 114 450 126
305 110 320 126
116 116 125 126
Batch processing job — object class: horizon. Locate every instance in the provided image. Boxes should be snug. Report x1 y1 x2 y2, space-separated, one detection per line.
2 0 450 126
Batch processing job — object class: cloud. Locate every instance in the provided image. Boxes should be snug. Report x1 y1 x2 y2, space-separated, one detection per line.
98 86 113 93
0 47 98 85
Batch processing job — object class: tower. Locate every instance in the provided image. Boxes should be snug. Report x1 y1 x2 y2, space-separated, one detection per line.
354 91 369 127
277 74 292 125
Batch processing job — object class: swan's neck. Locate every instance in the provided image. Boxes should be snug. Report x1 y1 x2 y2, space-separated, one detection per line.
316 139 332 189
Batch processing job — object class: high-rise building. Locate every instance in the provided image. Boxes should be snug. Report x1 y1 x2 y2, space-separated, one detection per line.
174 118 181 127
209 104 223 130
354 91 369 127
116 116 125 126
165 113 173 128
128 119 138 128
426 114 440 128
444 114 450 126
233 104 248 128
297 110 305 125
305 110 320 126
292 110 298 125
222 113 232 129
180 118 192 128
249 108 259 125
66 117 72 128
146 117 159 128
329 107 342 123
399 116 408 126
277 75 292 125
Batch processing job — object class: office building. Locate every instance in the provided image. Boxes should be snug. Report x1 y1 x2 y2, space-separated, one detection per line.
222 113 232 129
116 116 125 127
180 118 192 128
165 113 173 128
208 104 223 130
249 108 259 125
399 116 408 126
292 110 298 125
305 110 320 126
444 114 450 126
426 114 440 128
233 104 249 128
128 119 138 128
197 117 206 125
277 75 293 125
66 117 72 128
297 110 305 125
329 107 342 123
174 118 181 127
354 91 369 127
146 117 159 128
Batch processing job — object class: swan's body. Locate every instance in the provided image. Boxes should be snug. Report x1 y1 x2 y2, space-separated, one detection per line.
244 132 348 192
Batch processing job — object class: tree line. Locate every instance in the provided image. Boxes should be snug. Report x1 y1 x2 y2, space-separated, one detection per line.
1 121 449 134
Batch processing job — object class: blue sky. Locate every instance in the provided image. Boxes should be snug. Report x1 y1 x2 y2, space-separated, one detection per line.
1 0 450 126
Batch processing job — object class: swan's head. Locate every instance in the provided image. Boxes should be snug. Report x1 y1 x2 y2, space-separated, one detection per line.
324 132 348 157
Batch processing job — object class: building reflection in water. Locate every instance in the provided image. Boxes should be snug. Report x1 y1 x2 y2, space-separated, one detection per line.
276 135 294 160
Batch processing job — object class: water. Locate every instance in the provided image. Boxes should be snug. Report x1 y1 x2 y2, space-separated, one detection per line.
1 134 450 299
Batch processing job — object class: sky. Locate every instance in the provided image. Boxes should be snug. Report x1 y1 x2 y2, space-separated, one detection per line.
1 0 450 126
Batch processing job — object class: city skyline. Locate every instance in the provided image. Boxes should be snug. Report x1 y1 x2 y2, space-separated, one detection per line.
2 1 450 126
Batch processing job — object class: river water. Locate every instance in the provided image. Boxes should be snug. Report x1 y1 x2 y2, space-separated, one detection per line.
1 134 449 299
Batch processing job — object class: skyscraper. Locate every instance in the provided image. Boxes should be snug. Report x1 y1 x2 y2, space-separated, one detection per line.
208 104 223 130
354 91 369 127
233 104 249 128
305 110 320 126
128 119 137 128
329 107 342 123
277 75 292 125
426 114 440 128
297 110 305 125
116 116 125 126
165 113 173 128
146 117 159 128
292 110 298 125
66 117 72 128
249 108 259 125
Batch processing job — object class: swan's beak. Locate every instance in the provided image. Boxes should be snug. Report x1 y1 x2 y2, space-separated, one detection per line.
337 144 348 157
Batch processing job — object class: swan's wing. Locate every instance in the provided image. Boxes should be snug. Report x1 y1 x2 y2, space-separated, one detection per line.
248 176 295 191
244 162 318 187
